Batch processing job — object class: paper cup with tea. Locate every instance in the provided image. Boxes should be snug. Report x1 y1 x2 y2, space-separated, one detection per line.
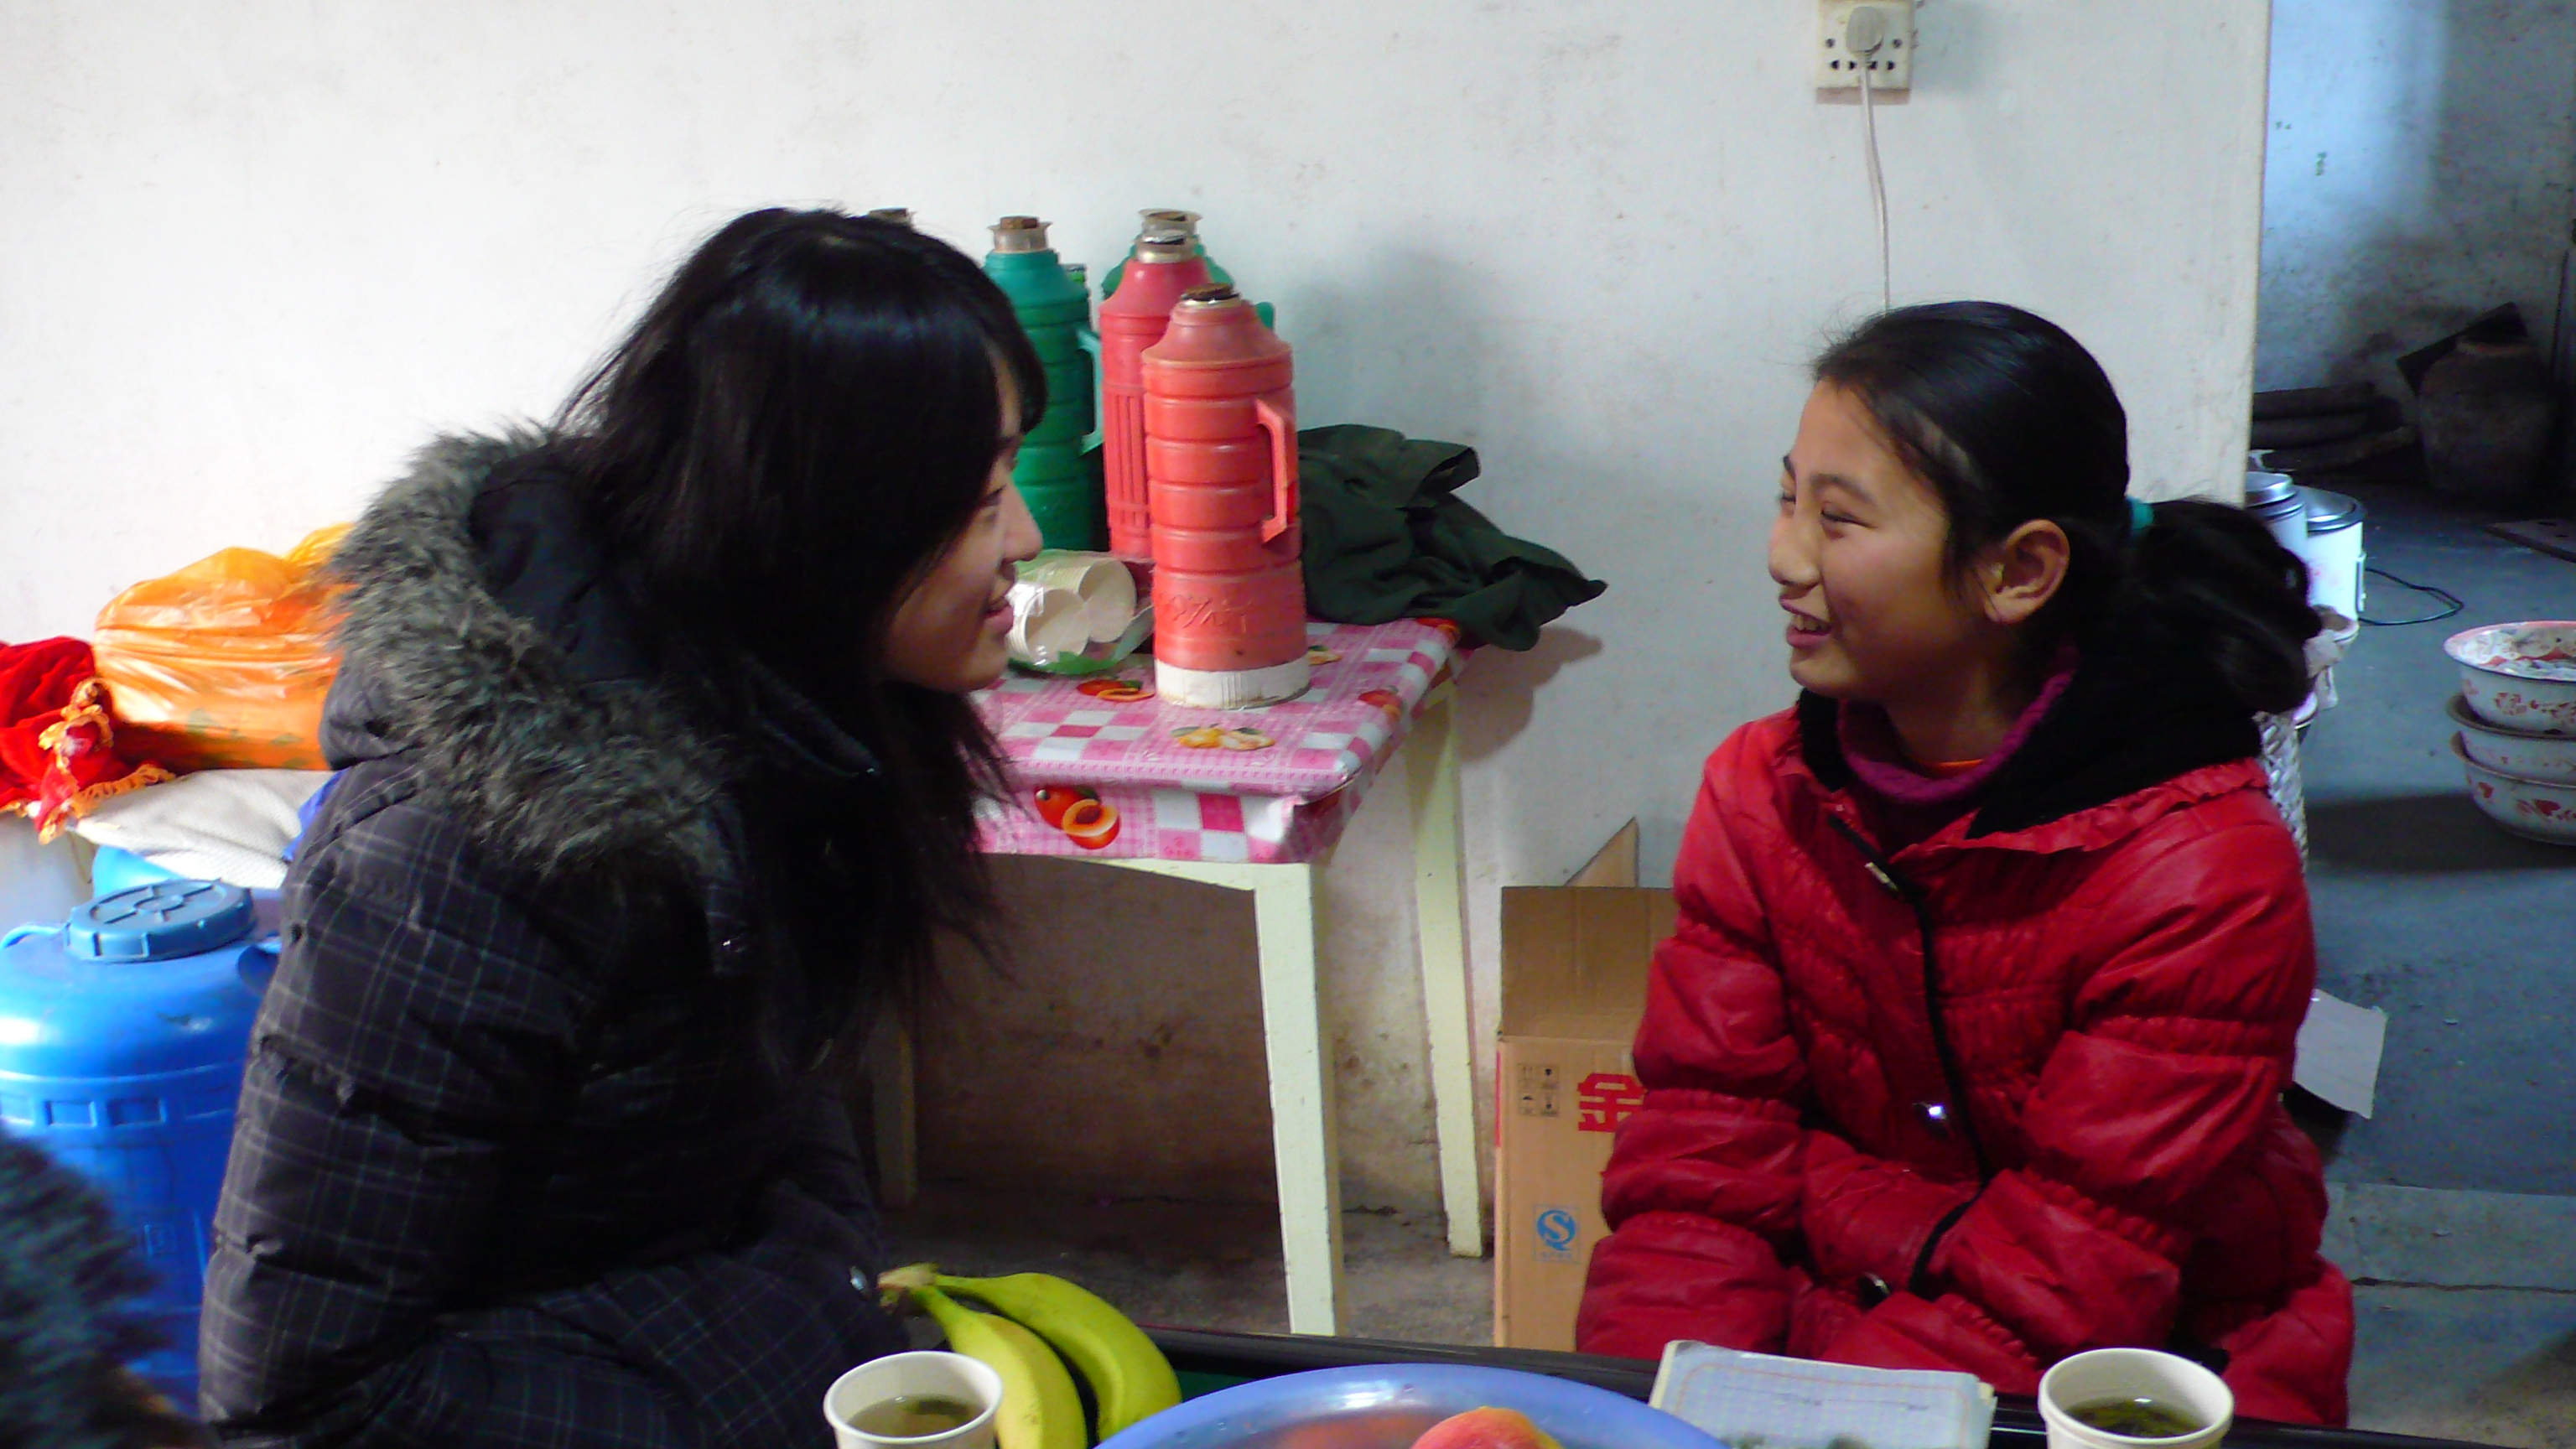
2038 1348 2233 1449
823 1351 1004 1449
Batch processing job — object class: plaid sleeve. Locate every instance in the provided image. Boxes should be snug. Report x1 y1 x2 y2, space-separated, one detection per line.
200 787 646 1442
773 1077 891 1280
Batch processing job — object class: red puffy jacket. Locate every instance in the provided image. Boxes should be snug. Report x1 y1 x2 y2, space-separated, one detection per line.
1576 683 2353 1425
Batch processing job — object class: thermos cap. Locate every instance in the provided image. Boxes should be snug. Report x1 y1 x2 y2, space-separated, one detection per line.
1178 284 1244 308
1139 208 1202 236
865 208 916 227
990 216 1051 252
1134 230 1197 262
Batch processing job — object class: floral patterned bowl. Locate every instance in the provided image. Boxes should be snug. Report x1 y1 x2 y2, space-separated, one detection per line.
2446 621 2576 735
2454 735 2576 844
2449 695 2576 782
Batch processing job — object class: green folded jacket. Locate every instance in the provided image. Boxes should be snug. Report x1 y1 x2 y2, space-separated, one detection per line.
1296 424 1607 652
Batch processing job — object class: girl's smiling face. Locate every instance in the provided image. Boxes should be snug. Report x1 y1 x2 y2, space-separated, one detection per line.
1769 382 1996 710
882 368 1042 693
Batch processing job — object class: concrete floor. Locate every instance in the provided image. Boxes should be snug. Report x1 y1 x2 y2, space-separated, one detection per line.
888 460 2576 1446
2290 461 2576 1447
2350 1285 2576 1448
2298 466 2576 1197
885 1187 1490 1345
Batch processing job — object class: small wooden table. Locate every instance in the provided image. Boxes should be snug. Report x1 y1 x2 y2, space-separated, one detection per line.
877 620 1480 1335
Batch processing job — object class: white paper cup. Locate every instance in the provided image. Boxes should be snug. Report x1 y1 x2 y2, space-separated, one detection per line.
823 1351 1004 1449
1007 581 1093 664
2038 1348 2233 1449
1024 555 1140 643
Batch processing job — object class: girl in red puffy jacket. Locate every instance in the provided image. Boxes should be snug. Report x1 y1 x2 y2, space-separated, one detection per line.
1576 303 2354 1424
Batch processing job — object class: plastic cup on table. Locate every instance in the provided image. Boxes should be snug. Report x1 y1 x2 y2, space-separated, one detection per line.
823 1351 1004 1449
2038 1348 2233 1449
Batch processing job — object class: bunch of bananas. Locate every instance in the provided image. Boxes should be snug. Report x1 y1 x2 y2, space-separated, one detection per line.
880 1263 1182 1449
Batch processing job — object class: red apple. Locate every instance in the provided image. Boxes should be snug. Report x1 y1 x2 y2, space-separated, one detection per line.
1410 1406 1565 1449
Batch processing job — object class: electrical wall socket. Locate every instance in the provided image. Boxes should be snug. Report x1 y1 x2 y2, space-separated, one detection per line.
1816 0 1914 91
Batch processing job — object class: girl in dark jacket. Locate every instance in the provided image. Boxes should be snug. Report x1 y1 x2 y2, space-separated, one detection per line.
200 210 1044 1446
1576 304 2354 1423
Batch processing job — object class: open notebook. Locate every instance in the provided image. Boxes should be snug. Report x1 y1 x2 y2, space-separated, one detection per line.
1650 1342 1996 1449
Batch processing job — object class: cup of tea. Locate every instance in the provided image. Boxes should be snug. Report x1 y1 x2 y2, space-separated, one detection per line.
2038 1348 2233 1449
823 1351 1005 1449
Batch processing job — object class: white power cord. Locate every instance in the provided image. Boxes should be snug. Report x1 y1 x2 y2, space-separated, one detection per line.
1847 9 1893 312
1860 65 1890 310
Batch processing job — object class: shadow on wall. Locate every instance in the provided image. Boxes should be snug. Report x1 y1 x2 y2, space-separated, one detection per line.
2257 0 2576 396
1284 246 1509 447
1457 628 1605 767
1289 246 1632 770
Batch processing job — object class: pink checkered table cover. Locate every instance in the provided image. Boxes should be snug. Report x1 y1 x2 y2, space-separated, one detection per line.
971 619 1464 865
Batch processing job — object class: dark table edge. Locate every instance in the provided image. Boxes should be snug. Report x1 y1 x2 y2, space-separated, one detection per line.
1143 1327 2477 1449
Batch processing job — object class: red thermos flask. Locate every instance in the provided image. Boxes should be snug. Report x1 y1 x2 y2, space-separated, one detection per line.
1098 228 1213 558
1142 284 1309 708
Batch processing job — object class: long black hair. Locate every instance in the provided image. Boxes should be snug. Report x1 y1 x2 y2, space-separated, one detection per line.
558 208 1044 997
0 1133 210 1448
1814 301 2319 715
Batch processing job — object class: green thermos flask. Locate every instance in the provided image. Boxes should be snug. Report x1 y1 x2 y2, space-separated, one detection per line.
984 216 1104 551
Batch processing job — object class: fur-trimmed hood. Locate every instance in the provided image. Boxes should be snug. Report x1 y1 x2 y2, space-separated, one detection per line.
320 429 730 880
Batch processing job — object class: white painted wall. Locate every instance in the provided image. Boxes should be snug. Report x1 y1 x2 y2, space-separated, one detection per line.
2 1 2271 1216
2258 0 2576 393
0 821 92 932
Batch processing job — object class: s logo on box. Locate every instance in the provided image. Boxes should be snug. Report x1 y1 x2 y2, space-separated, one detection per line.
1534 1207 1580 1260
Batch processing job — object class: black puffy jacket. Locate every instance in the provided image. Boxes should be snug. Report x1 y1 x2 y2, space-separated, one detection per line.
201 434 906 1448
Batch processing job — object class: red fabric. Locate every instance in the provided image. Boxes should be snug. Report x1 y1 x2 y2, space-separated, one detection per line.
1576 709 2353 1426
0 637 172 839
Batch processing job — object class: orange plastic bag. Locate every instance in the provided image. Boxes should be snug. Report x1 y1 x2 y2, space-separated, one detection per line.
91 525 351 772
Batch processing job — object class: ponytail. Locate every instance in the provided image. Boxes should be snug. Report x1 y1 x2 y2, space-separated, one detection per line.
2122 500 2317 716
1815 302 2319 719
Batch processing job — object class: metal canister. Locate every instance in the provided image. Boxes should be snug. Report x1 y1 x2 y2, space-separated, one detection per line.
2243 466 2308 557
2302 486 2367 621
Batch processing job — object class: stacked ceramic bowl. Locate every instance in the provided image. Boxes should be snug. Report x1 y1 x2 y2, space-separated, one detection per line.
2445 621 2576 844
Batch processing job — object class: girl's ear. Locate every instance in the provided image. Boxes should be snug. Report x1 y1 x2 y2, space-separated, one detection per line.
1975 519 2072 626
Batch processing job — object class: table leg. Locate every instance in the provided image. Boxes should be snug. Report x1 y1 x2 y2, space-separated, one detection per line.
1406 690 1484 1258
868 1008 918 1210
1249 864 1349 1334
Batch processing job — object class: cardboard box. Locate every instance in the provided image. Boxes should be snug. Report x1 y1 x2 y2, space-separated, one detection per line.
1493 822 1675 1349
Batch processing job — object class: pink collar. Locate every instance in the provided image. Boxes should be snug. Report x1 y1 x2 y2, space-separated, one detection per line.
1837 648 2081 810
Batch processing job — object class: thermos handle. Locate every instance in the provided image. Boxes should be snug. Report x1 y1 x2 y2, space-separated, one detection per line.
1 924 61 950
1255 397 1297 543
1076 328 1105 451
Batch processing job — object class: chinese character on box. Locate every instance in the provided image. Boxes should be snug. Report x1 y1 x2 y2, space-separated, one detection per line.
1576 1072 1645 1133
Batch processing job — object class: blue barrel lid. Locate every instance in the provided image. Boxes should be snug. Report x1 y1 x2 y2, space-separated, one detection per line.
67 881 255 963
0 881 268 1082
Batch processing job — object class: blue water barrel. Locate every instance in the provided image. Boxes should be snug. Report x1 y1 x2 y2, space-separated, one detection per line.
0 880 271 1407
